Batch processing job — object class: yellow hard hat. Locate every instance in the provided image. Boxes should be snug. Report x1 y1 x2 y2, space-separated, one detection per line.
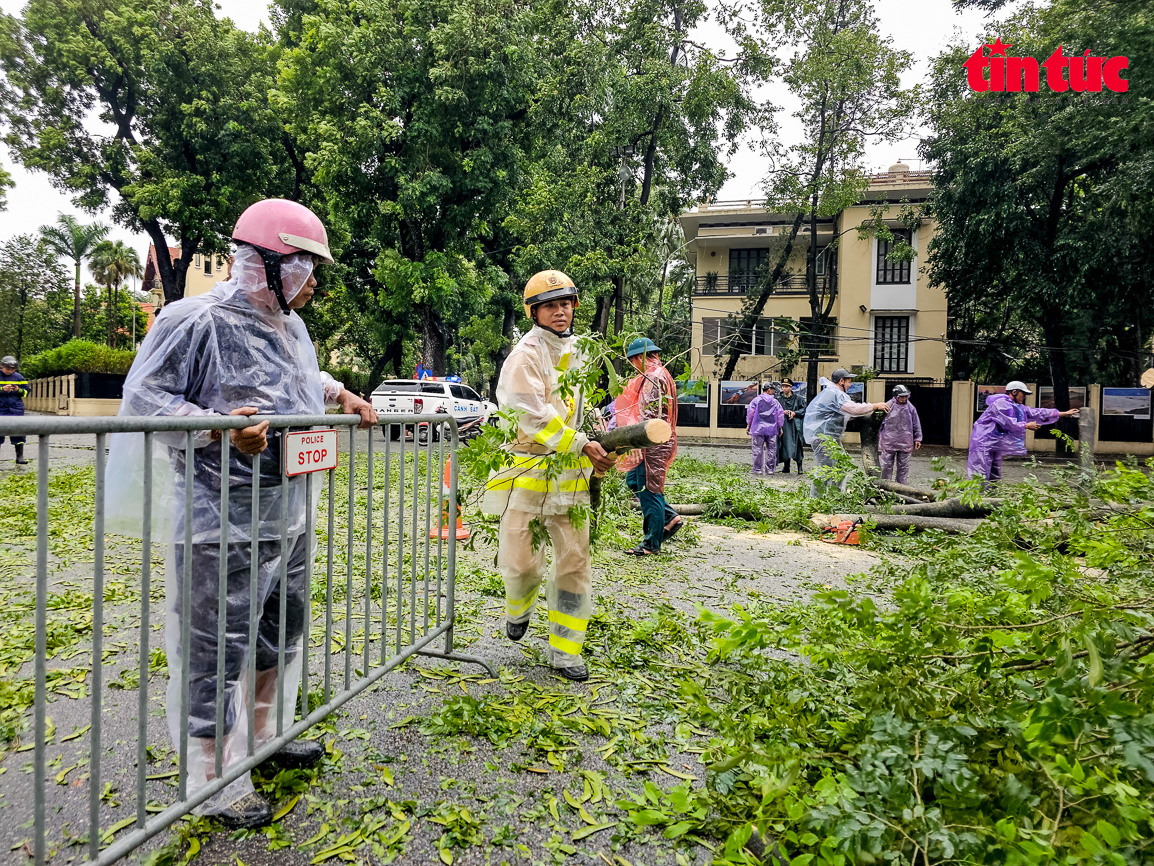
523 270 579 319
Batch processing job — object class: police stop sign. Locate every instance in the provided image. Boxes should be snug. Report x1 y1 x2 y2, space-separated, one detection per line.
284 429 339 476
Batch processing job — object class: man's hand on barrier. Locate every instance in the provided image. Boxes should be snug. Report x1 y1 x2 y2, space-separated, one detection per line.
229 406 269 454
338 389 379 429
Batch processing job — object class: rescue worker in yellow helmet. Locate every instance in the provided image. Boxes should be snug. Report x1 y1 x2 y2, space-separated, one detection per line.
481 270 616 681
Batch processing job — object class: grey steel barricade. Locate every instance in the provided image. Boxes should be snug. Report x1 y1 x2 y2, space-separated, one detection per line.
0 412 491 866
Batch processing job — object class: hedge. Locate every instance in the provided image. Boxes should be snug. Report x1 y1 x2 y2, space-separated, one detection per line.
20 340 137 379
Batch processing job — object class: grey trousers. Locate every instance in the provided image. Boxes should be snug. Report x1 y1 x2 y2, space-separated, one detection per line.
808 439 846 498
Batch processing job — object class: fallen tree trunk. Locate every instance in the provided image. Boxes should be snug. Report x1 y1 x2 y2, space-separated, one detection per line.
871 479 936 501
884 497 1002 518
812 512 986 535
590 419 672 513
635 501 764 521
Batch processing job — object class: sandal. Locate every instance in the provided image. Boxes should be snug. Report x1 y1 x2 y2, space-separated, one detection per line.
625 545 658 556
662 517 683 543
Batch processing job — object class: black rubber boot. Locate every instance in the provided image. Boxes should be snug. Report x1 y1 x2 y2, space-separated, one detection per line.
261 738 325 771
506 619 528 642
214 792 273 829
555 664 588 682
14 444 28 465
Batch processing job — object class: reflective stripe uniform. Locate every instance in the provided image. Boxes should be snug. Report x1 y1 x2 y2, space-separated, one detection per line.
482 326 593 669
0 371 29 446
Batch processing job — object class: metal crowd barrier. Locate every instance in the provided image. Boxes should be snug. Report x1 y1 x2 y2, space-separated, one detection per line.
0 412 492 866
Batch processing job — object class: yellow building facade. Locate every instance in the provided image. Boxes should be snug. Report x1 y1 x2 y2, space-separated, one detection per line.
142 245 229 304
676 163 948 437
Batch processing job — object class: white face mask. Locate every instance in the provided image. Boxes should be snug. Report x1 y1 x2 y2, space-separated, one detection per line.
228 246 315 309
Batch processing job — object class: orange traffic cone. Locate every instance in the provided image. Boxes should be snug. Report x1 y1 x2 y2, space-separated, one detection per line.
430 458 470 540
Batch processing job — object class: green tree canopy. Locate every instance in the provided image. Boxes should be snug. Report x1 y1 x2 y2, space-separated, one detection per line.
0 0 298 303
922 0 1153 399
720 0 919 396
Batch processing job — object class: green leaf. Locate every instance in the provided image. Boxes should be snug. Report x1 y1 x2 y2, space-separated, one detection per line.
572 822 617 841
1096 820 1121 847
1083 634 1102 686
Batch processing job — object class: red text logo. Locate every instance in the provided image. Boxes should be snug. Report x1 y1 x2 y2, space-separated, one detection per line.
964 39 1129 93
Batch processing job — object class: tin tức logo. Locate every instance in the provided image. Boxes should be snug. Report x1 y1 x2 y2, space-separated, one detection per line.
964 39 1129 93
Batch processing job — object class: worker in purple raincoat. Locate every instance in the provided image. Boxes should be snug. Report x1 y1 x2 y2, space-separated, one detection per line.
968 380 1078 484
746 383 785 475
877 384 922 485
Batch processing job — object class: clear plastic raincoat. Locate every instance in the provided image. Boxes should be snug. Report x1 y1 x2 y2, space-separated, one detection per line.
483 326 594 669
804 378 875 496
967 393 1058 482
106 246 343 810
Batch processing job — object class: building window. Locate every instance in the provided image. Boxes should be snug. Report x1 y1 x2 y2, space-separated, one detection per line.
194 252 201 269
799 317 837 357
876 230 911 285
874 316 910 373
702 317 788 356
204 255 212 275
809 246 829 276
728 248 768 290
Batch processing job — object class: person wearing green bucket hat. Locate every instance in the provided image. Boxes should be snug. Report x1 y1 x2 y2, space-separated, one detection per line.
618 338 681 554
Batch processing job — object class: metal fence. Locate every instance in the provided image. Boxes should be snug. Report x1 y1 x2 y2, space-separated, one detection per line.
0 412 491 866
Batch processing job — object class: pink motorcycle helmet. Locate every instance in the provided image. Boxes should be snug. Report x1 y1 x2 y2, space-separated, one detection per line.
232 198 334 263
231 199 333 313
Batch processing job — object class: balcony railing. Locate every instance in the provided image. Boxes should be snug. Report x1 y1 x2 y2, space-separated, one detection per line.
695 273 826 296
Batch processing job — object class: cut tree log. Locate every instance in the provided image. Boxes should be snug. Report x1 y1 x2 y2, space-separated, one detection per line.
884 497 1002 518
871 479 936 501
589 419 673 512
591 418 671 453
634 501 764 521
811 512 985 535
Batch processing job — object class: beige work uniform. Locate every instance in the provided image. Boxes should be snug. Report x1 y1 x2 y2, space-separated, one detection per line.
482 326 593 669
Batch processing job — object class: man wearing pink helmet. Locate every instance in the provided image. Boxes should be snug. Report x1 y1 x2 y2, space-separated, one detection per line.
108 199 377 828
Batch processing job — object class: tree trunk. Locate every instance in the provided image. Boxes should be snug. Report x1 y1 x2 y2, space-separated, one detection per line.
812 512 985 534
882 497 999 518
871 478 935 501
721 212 805 380
144 221 195 303
655 256 669 345
1041 305 1076 452
72 262 82 338
492 303 515 396
805 190 825 405
594 291 612 337
16 282 26 358
418 303 447 374
613 276 624 336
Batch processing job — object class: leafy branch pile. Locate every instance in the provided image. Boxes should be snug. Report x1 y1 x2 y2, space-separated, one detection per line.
676 460 1154 863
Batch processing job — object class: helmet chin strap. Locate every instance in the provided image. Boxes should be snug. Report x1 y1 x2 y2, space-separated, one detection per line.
254 246 292 315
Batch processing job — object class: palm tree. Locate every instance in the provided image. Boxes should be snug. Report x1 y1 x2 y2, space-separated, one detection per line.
38 214 110 339
90 240 142 349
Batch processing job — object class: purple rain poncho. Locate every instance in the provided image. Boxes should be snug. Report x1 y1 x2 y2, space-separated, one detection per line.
746 392 785 437
967 393 1059 480
877 399 923 453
